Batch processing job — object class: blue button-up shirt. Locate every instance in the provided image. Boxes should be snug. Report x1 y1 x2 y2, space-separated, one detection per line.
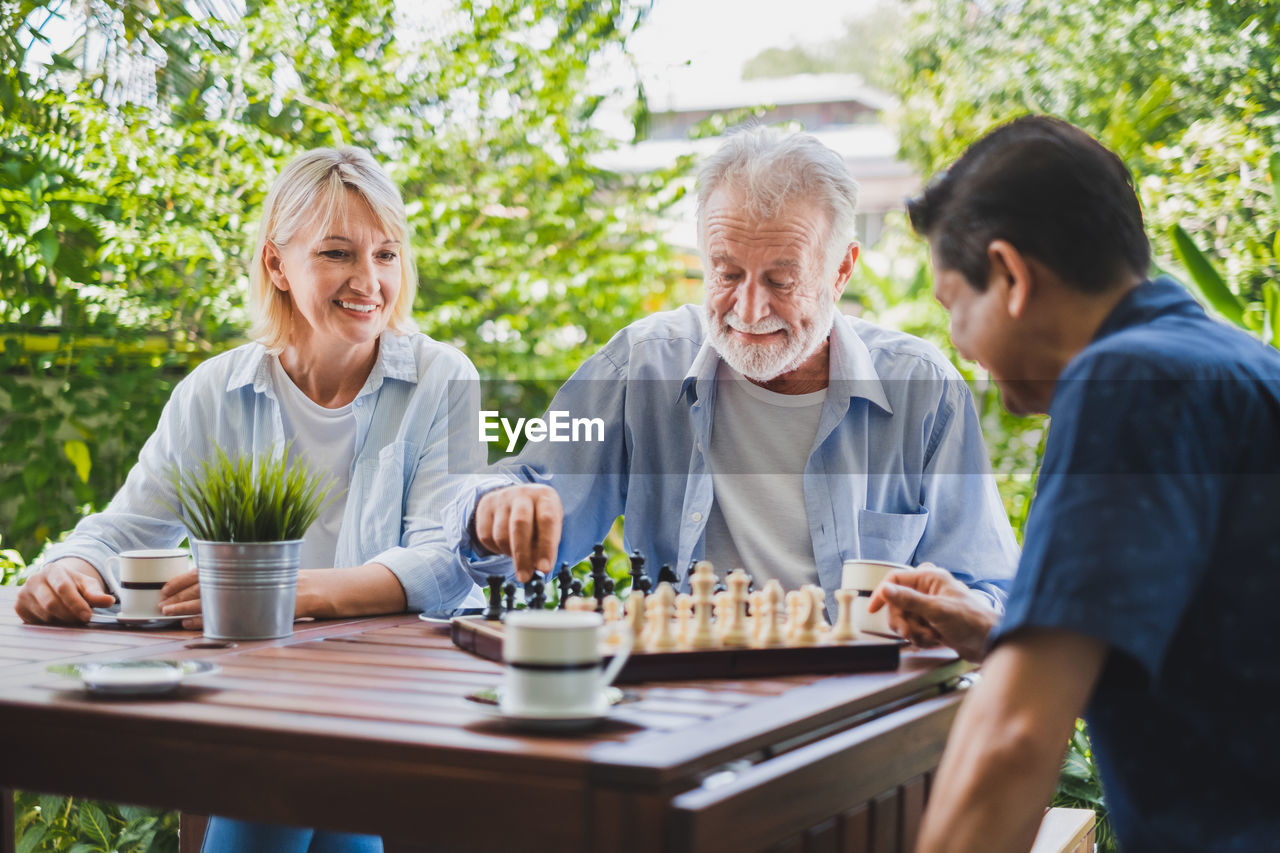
447 306 1018 614
44 331 485 615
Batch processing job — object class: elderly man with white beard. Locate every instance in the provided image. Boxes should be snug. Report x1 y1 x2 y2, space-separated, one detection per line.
446 128 1017 620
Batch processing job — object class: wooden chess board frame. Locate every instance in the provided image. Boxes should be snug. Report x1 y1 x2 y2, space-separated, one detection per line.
450 616 903 683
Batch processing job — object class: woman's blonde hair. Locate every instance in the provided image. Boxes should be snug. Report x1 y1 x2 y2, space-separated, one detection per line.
248 147 418 351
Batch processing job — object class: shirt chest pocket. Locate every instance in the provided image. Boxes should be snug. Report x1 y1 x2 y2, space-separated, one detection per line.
856 507 929 565
353 441 417 554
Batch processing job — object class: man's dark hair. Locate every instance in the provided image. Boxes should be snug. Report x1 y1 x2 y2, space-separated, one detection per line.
906 115 1149 293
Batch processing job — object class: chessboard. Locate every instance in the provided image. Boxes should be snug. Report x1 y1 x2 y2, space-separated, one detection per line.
450 617 901 683
450 549 903 683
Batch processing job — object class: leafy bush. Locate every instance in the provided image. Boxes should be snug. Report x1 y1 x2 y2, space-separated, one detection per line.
12 792 179 853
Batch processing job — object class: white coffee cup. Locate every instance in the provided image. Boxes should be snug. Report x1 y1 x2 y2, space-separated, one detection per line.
501 610 632 717
109 549 190 618
841 559 911 637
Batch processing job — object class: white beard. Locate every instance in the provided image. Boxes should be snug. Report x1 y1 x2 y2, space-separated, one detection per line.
706 297 835 383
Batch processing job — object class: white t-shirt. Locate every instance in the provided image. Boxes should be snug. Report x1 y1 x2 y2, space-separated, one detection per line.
704 362 826 591
271 357 355 570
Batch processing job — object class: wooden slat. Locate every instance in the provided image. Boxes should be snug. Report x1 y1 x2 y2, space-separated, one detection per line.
2 787 14 853
868 789 899 853
179 813 207 853
803 817 839 853
839 803 871 853
899 775 927 853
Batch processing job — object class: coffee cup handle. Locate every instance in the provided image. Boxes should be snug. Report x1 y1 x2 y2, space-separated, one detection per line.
104 556 122 602
598 623 632 688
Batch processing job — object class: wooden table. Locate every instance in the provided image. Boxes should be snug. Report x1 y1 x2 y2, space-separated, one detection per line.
0 586 971 853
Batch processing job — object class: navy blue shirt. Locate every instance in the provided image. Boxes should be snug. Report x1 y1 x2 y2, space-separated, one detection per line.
991 277 1280 852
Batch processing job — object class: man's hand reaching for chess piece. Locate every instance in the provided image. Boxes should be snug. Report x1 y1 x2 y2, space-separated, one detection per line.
867 564 998 662
473 485 563 582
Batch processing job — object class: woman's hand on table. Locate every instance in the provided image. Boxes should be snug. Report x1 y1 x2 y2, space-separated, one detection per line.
160 568 203 630
867 564 998 662
14 557 117 624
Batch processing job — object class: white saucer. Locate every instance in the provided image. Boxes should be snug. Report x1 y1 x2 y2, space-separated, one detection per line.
48 659 219 697
465 686 624 731
90 610 192 628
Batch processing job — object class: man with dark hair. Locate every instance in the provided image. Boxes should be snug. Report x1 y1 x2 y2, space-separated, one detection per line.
880 115 1280 851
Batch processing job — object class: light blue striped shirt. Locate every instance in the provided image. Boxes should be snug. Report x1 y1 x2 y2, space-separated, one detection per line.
445 306 1019 616
44 331 485 615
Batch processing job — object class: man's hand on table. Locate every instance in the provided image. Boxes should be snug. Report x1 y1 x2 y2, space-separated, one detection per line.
868 564 998 662
15 557 116 624
472 484 563 582
159 568 203 630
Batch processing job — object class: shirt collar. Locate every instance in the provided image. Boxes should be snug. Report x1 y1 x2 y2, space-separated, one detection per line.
1092 276 1205 342
679 310 892 413
226 330 418 397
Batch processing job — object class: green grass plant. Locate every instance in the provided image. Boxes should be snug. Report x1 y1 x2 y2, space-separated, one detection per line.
171 446 332 543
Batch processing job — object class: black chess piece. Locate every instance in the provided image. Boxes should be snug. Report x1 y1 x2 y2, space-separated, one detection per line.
555 563 573 610
503 581 517 613
570 579 583 598
589 544 609 608
484 574 505 621
526 574 547 610
628 550 649 595
658 563 679 587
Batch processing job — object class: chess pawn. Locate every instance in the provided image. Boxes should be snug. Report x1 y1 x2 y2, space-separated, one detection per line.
625 589 647 650
749 590 766 645
601 595 623 623
688 561 718 649
720 569 751 647
649 583 678 651
712 590 731 642
674 593 695 648
758 580 786 647
831 588 859 642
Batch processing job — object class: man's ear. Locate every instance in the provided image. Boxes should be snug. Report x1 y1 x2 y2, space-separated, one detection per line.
987 240 1032 317
832 243 859 300
263 241 289 292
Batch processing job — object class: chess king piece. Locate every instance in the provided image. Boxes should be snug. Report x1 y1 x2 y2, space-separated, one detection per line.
831 587 858 642
688 561 718 649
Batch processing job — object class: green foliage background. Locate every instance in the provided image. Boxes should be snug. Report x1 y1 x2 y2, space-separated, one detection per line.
1 0 684 564
4 0 1278 849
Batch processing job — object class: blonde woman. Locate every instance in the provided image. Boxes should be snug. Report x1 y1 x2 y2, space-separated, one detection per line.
18 147 486 852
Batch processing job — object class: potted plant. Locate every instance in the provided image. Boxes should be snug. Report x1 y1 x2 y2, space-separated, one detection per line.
171 446 331 640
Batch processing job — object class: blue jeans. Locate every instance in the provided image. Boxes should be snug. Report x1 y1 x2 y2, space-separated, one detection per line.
200 817 384 853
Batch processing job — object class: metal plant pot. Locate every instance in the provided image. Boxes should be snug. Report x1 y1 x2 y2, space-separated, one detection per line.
193 539 302 640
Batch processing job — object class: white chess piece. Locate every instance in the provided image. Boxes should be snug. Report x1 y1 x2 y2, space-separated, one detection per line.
757 580 786 647
720 569 751 647
650 582 678 651
626 589 647 650
831 587 858 642
689 561 718 649
675 592 695 649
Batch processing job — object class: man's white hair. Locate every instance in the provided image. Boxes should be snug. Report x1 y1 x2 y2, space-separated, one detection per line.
695 126 860 277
